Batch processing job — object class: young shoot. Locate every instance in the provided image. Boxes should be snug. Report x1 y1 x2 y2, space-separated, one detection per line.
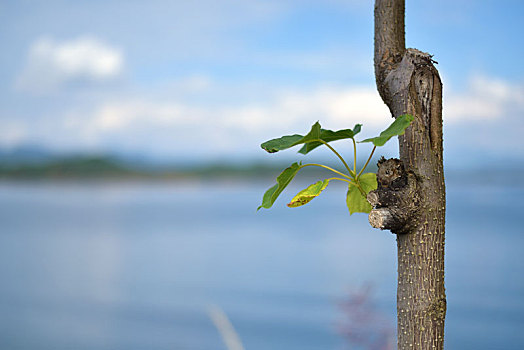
257 114 414 215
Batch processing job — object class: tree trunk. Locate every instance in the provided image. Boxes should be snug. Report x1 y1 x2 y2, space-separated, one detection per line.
370 1 446 349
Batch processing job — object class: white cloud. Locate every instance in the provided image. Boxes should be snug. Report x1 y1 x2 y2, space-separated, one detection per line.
49 84 391 158
445 74 524 122
0 79 398 158
16 36 124 94
220 86 390 138
67 74 524 153
6 73 523 161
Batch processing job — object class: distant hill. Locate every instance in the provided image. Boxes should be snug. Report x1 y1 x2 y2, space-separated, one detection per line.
0 156 140 179
0 145 378 181
0 154 292 180
1 145 522 184
0 145 56 165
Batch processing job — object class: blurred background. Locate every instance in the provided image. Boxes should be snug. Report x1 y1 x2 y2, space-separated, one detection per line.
1 1 523 349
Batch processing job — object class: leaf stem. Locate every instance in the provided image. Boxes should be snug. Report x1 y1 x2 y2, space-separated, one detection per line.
357 145 376 178
354 181 367 197
327 177 352 184
317 140 355 177
301 163 352 180
352 138 357 175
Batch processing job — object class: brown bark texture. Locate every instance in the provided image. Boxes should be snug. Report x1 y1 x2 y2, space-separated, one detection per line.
370 1 446 349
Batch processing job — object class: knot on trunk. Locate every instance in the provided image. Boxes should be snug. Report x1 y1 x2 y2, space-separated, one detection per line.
379 48 439 118
367 157 419 234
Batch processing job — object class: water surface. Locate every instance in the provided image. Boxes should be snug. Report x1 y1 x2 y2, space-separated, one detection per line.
0 179 522 349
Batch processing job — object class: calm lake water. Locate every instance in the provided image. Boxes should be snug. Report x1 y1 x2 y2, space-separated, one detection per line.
0 178 523 349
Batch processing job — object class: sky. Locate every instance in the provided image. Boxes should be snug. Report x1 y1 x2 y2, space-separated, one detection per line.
0 0 523 168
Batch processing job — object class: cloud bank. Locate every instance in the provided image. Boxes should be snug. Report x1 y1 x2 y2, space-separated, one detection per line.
3 72 522 163
445 74 524 122
16 36 124 94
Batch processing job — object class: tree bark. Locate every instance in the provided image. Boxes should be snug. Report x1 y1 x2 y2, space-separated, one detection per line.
371 1 446 349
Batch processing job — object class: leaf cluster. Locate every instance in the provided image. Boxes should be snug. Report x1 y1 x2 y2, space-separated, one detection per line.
258 114 414 214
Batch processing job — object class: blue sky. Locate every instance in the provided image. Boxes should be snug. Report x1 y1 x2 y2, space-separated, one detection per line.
0 0 523 168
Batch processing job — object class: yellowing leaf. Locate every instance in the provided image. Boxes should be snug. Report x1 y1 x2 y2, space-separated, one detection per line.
287 179 330 208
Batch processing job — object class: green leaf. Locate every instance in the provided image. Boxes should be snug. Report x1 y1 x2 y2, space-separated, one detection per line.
287 179 330 208
299 121 322 144
358 172 378 194
261 122 321 153
261 122 361 154
260 134 304 153
346 182 372 215
298 124 362 154
360 114 414 147
257 162 301 210
345 173 376 215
